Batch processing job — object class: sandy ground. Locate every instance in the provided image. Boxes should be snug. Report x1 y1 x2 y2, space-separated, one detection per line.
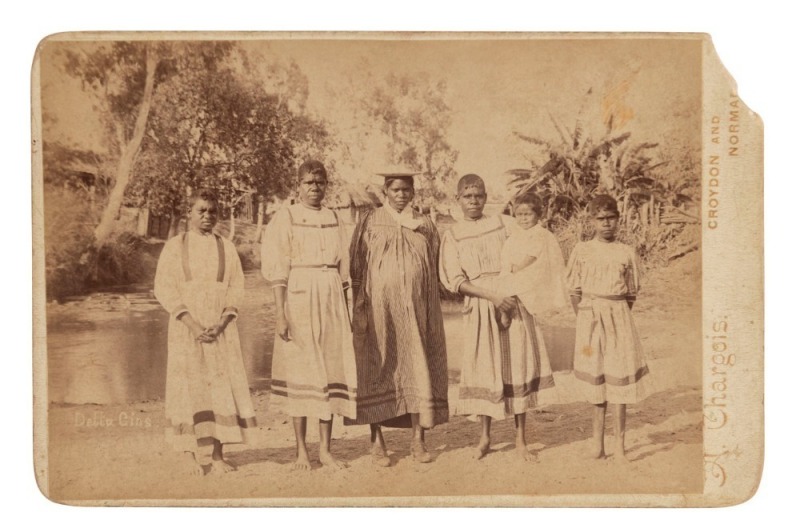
42 251 703 504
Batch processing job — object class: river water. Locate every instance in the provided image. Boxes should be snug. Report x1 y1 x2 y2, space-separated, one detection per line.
46 271 575 405
46 271 275 405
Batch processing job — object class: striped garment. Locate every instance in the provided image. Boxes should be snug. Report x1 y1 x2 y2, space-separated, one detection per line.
565 239 650 404
153 231 257 453
346 206 449 429
261 203 358 420
439 214 556 420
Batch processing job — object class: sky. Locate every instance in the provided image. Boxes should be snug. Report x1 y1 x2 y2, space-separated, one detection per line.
262 36 701 196
39 35 701 199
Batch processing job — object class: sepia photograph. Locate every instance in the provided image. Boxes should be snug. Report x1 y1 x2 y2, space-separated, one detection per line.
30 32 760 506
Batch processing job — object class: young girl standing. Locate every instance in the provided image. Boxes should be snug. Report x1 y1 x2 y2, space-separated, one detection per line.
566 194 649 462
262 160 357 471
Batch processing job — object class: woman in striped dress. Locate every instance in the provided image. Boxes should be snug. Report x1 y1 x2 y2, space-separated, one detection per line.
262 160 358 471
154 190 256 476
439 174 556 461
348 173 449 465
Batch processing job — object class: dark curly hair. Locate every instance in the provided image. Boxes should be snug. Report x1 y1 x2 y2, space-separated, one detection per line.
512 191 544 217
297 159 328 183
588 194 620 217
186 189 219 212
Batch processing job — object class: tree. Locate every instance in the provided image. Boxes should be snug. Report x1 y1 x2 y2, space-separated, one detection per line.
127 44 325 240
511 87 675 229
63 41 162 247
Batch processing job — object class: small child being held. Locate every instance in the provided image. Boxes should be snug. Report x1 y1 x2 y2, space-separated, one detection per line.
497 192 568 328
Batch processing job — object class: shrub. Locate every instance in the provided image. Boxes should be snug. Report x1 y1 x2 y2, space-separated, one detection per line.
44 186 94 300
93 231 157 288
236 242 261 271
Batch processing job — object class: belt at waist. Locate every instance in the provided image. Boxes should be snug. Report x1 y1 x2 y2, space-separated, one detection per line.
583 292 630 301
290 264 338 270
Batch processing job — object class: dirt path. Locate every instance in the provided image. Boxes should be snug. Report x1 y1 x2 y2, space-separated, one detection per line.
43 252 703 504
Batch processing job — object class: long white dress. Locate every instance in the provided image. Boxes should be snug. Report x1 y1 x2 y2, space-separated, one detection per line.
261 203 358 420
154 231 256 453
439 215 555 420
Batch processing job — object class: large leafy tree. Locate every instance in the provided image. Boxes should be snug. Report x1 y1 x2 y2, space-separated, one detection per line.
511 88 685 229
128 45 326 240
43 40 330 295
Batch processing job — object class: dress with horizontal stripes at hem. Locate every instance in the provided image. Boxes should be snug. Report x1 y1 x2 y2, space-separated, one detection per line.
440 215 556 421
566 239 650 404
154 232 257 453
346 207 449 428
262 204 358 420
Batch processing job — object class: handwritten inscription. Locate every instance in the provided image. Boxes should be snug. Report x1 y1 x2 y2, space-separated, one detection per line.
704 447 742 487
705 318 734 429
704 318 736 486
74 410 153 428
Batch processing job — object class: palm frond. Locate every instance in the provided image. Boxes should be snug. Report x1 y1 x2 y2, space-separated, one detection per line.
548 111 571 147
512 131 552 149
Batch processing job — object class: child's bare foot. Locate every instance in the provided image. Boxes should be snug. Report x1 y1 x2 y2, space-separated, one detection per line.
613 454 632 465
472 437 491 460
516 440 536 462
292 449 312 471
370 444 391 467
587 443 607 460
320 450 348 469
613 442 631 464
210 458 236 474
181 452 204 476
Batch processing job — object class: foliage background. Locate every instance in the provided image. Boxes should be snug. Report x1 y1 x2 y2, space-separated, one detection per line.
40 38 700 299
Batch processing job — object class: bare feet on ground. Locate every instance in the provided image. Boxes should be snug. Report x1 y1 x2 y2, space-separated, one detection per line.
182 452 204 476
210 458 236 474
473 437 491 460
293 449 312 471
319 450 348 469
370 444 391 467
588 443 607 460
612 442 631 465
411 440 433 463
516 440 537 462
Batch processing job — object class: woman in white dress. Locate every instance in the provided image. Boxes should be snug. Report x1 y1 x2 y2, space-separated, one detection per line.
262 160 357 471
154 190 256 476
439 175 556 461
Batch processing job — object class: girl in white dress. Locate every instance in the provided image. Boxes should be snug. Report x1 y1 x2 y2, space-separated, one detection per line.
566 194 650 462
497 192 569 329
